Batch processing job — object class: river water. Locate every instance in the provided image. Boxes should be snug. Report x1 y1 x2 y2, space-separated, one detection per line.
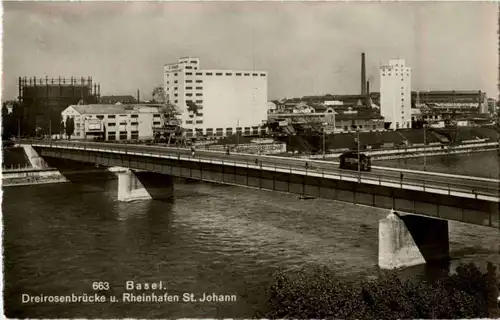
3 153 500 318
375 150 500 179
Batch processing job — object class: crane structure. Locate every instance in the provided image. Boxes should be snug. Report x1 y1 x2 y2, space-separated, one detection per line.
151 86 188 147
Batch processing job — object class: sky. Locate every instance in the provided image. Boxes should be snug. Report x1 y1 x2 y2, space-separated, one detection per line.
2 1 499 101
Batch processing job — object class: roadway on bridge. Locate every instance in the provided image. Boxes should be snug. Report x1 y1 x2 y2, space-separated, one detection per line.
29 140 500 197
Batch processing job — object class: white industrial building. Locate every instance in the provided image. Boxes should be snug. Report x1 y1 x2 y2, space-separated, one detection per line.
380 59 412 130
61 104 163 141
164 57 268 137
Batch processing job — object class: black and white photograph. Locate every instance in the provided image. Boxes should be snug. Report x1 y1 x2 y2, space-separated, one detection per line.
1 1 500 319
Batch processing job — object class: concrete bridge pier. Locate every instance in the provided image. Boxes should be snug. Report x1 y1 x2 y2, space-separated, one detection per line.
378 211 450 269
22 145 48 169
117 170 174 202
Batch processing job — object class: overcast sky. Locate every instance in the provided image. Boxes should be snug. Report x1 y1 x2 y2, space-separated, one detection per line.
2 1 498 101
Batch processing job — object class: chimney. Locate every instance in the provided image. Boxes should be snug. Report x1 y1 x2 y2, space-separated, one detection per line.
361 52 366 95
366 80 370 107
137 89 140 103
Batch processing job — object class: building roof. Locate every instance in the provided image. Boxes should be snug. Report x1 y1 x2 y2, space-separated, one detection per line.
100 95 137 103
68 104 160 115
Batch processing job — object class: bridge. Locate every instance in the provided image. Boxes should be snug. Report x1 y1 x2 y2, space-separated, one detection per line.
19 140 500 270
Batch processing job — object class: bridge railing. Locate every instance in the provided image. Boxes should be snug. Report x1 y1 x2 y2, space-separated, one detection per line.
26 140 499 200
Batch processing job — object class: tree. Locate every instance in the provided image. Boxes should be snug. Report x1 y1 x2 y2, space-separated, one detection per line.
65 116 74 139
186 100 200 136
60 118 65 138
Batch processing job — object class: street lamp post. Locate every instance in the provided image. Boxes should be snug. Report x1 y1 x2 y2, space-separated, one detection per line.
49 119 52 141
357 128 361 181
236 119 240 147
322 123 326 159
17 120 20 141
423 123 427 171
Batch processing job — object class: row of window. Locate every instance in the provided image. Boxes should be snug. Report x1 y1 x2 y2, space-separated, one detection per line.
90 114 144 120
168 72 266 77
107 122 139 126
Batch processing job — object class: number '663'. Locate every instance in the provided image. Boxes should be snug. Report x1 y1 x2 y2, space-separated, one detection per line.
92 282 110 290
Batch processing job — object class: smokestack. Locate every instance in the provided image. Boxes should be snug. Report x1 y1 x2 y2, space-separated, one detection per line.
366 80 370 107
361 52 366 95
137 89 140 103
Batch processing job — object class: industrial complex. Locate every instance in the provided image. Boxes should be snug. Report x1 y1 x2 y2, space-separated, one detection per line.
4 52 498 153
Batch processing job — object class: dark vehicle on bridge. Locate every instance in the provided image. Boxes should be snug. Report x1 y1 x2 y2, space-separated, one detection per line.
339 151 371 171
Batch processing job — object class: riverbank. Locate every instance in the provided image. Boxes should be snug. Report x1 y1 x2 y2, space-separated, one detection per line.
301 141 498 161
2 168 68 187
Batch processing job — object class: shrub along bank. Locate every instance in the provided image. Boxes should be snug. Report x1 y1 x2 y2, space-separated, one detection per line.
257 262 500 319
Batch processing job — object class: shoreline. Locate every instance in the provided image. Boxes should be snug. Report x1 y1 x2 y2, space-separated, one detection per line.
2 178 69 187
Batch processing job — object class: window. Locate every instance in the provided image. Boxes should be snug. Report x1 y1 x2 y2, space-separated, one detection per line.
186 120 193 124
196 86 202 90
186 87 192 90
120 121 127 125
372 125 376 129
153 122 161 126
108 115 116 119
196 120 203 124
174 93 178 97
97 115 104 119
344 126 348 131
252 73 258 76
153 114 161 118
186 80 192 83
260 73 266 76
108 123 116 127
195 80 202 83
131 114 138 118
107 133 116 141
196 93 202 96
216 73 222 76
186 93 193 96
131 131 139 140
206 72 213 76
196 100 203 103
186 66 192 69
174 87 178 91
197 113 203 117
119 131 127 140
226 73 232 76
244 73 250 76
131 122 138 125
236 73 242 76
186 72 192 75
196 72 202 76
174 100 178 103
174 73 178 76
174 80 178 84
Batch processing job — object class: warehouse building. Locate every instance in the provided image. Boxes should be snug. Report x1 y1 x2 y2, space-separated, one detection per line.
61 104 163 141
164 57 268 137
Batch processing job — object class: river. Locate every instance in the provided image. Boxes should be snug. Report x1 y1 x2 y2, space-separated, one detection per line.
375 150 500 179
3 153 500 318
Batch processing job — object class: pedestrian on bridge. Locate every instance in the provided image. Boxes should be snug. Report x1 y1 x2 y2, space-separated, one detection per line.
255 158 259 166
400 172 404 182
305 162 309 170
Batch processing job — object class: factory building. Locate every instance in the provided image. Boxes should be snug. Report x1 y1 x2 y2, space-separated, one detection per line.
18 76 100 136
380 59 412 130
164 57 268 137
61 104 163 141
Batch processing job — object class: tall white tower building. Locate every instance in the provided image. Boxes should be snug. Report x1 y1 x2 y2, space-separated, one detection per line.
164 57 268 137
380 59 411 130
